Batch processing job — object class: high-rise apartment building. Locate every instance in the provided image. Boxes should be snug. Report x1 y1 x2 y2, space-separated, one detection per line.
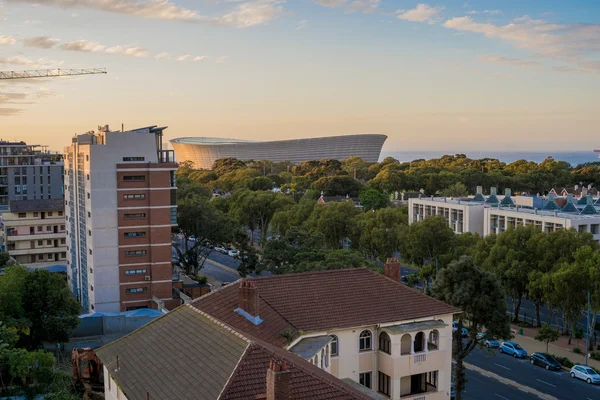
0 140 64 210
64 125 177 313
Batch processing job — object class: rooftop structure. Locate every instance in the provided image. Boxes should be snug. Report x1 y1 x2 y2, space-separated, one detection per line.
97 305 379 400
170 134 388 170
190 267 457 399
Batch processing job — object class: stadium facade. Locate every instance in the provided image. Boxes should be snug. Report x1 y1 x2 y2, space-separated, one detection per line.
170 134 387 170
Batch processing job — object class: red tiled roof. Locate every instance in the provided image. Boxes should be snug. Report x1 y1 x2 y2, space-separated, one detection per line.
222 342 371 400
192 268 458 345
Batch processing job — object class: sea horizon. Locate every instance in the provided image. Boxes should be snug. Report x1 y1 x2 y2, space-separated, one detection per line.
380 150 599 167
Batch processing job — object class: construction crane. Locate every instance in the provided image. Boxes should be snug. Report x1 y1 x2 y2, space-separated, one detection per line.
0 68 107 80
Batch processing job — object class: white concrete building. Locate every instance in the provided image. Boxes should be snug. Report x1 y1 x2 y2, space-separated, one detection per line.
408 196 486 236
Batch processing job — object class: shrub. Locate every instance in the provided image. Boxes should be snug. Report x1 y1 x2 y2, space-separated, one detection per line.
196 275 208 284
553 355 574 368
573 347 582 354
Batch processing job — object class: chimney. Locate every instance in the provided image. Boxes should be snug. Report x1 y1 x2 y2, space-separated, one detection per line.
236 281 262 325
384 258 401 282
266 360 291 400
490 187 497 196
477 186 483 195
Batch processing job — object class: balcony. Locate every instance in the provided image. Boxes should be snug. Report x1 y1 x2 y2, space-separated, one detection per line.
8 246 67 256
400 390 446 400
392 349 447 375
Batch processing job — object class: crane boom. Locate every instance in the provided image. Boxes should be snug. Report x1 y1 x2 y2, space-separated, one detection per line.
0 68 107 80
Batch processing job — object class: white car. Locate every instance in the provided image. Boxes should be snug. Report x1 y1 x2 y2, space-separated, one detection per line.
570 365 600 384
214 246 226 254
228 249 238 257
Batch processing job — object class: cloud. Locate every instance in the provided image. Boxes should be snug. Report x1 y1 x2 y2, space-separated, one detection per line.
315 0 379 14
23 36 60 49
316 0 348 7
216 0 283 28
5 0 202 23
59 40 106 52
216 56 227 63
193 56 208 61
105 45 148 57
466 10 500 15
397 4 442 23
0 36 16 45
443 15 600 74
0 55 59 66
296 19 308 30
478 54 540 68
177 54 191 61
0 108 22 116
154 52 170 60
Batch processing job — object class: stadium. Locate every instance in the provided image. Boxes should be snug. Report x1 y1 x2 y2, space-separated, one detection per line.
170 134 388 170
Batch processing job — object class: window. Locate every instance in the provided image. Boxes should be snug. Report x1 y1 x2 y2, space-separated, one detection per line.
90 285 94 292
86 174 89 181
592 224 599 235
426 371 438 388
359 330 372 352
37 240 42 246
38 254 43 260
89 249 92 255
60 225 65 230
124 213 146 219
37 226 42 232
125 269 148 275
123 194 145 200
86 155 89 161
46 226 51 232
88 230 91 236
125 287 148 294
87 192 90 199
58 211 63 216
33 212 38 217
123 157 145 162
359 372 372 389
18 212 26 218
46 240 51 245
47 212 53 217
330 335 339 356
88 211 91 218
379 332 391 355
125 250 147 256
378 371 390 397
89 268 93 274
124 232 146 238
123 175 145 181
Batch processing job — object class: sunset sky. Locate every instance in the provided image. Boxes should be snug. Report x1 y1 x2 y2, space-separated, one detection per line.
0 0 599 153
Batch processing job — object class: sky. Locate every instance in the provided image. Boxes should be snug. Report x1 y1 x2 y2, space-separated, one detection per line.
0 0 599 153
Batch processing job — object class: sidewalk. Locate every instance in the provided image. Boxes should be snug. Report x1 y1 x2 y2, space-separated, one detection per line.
509 324 600 369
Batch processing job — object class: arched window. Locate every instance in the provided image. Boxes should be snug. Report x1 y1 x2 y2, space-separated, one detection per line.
325 344 330 367
359 330 372 352
429 330 439 350
330 335 339 356
414 331 425 353
314 355 318 365
321 349 325 369
379 332 391 354
401 333 411 355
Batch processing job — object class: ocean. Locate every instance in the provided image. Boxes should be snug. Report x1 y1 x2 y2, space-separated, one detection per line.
379 151 599 167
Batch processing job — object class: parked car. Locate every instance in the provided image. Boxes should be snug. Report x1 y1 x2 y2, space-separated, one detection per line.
228 249 238 257
452 322 468 338
530 353 561 370
499 342 527 358
215 246 226 254
475 332 498 347
570 365 600 384
189 235 196 242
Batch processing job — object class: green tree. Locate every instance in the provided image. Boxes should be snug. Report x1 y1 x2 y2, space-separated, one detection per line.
358 189 389 211
351 207 407 260
484 225 540 322
535 323 559 353
305 201 360 249
212 158 247 176
0 251 10 268
312 175 363 197
442 182 469 197
247 176 274 191
175 195 234 276
399 216 455 286
433 256 511 400
7 348 55 387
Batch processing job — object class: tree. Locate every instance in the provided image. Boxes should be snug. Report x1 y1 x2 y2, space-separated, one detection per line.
305 201 359 249
442 182 469 197
358 189 389 210
247 176 274 191
399 216 455 286
212 158 246 176
0 251 10 268
433 256 510 400
483 225 540 322
535 324 559 353
351 207 407 260
312 175 363 197
175 195 234 276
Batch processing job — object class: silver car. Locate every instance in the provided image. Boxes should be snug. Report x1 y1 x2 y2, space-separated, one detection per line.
570 365 600 384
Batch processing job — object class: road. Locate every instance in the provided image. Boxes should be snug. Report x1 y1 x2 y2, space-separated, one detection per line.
462 368 540 400
466 345 600 400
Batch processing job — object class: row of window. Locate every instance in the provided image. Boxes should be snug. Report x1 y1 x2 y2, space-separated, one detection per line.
123 157 145 162
124 213 146 219
123 175 145 181
124 194 145 200
333 330 436 356
125 250 147 256
125 268 148 275
124 232 146 238
125 287 148 294
17 211 63 218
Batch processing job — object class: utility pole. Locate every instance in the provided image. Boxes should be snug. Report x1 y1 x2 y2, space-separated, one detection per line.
587 290 591 366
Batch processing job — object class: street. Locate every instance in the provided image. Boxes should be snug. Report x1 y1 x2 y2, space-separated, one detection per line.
462 368 541 400
466 345 600 400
